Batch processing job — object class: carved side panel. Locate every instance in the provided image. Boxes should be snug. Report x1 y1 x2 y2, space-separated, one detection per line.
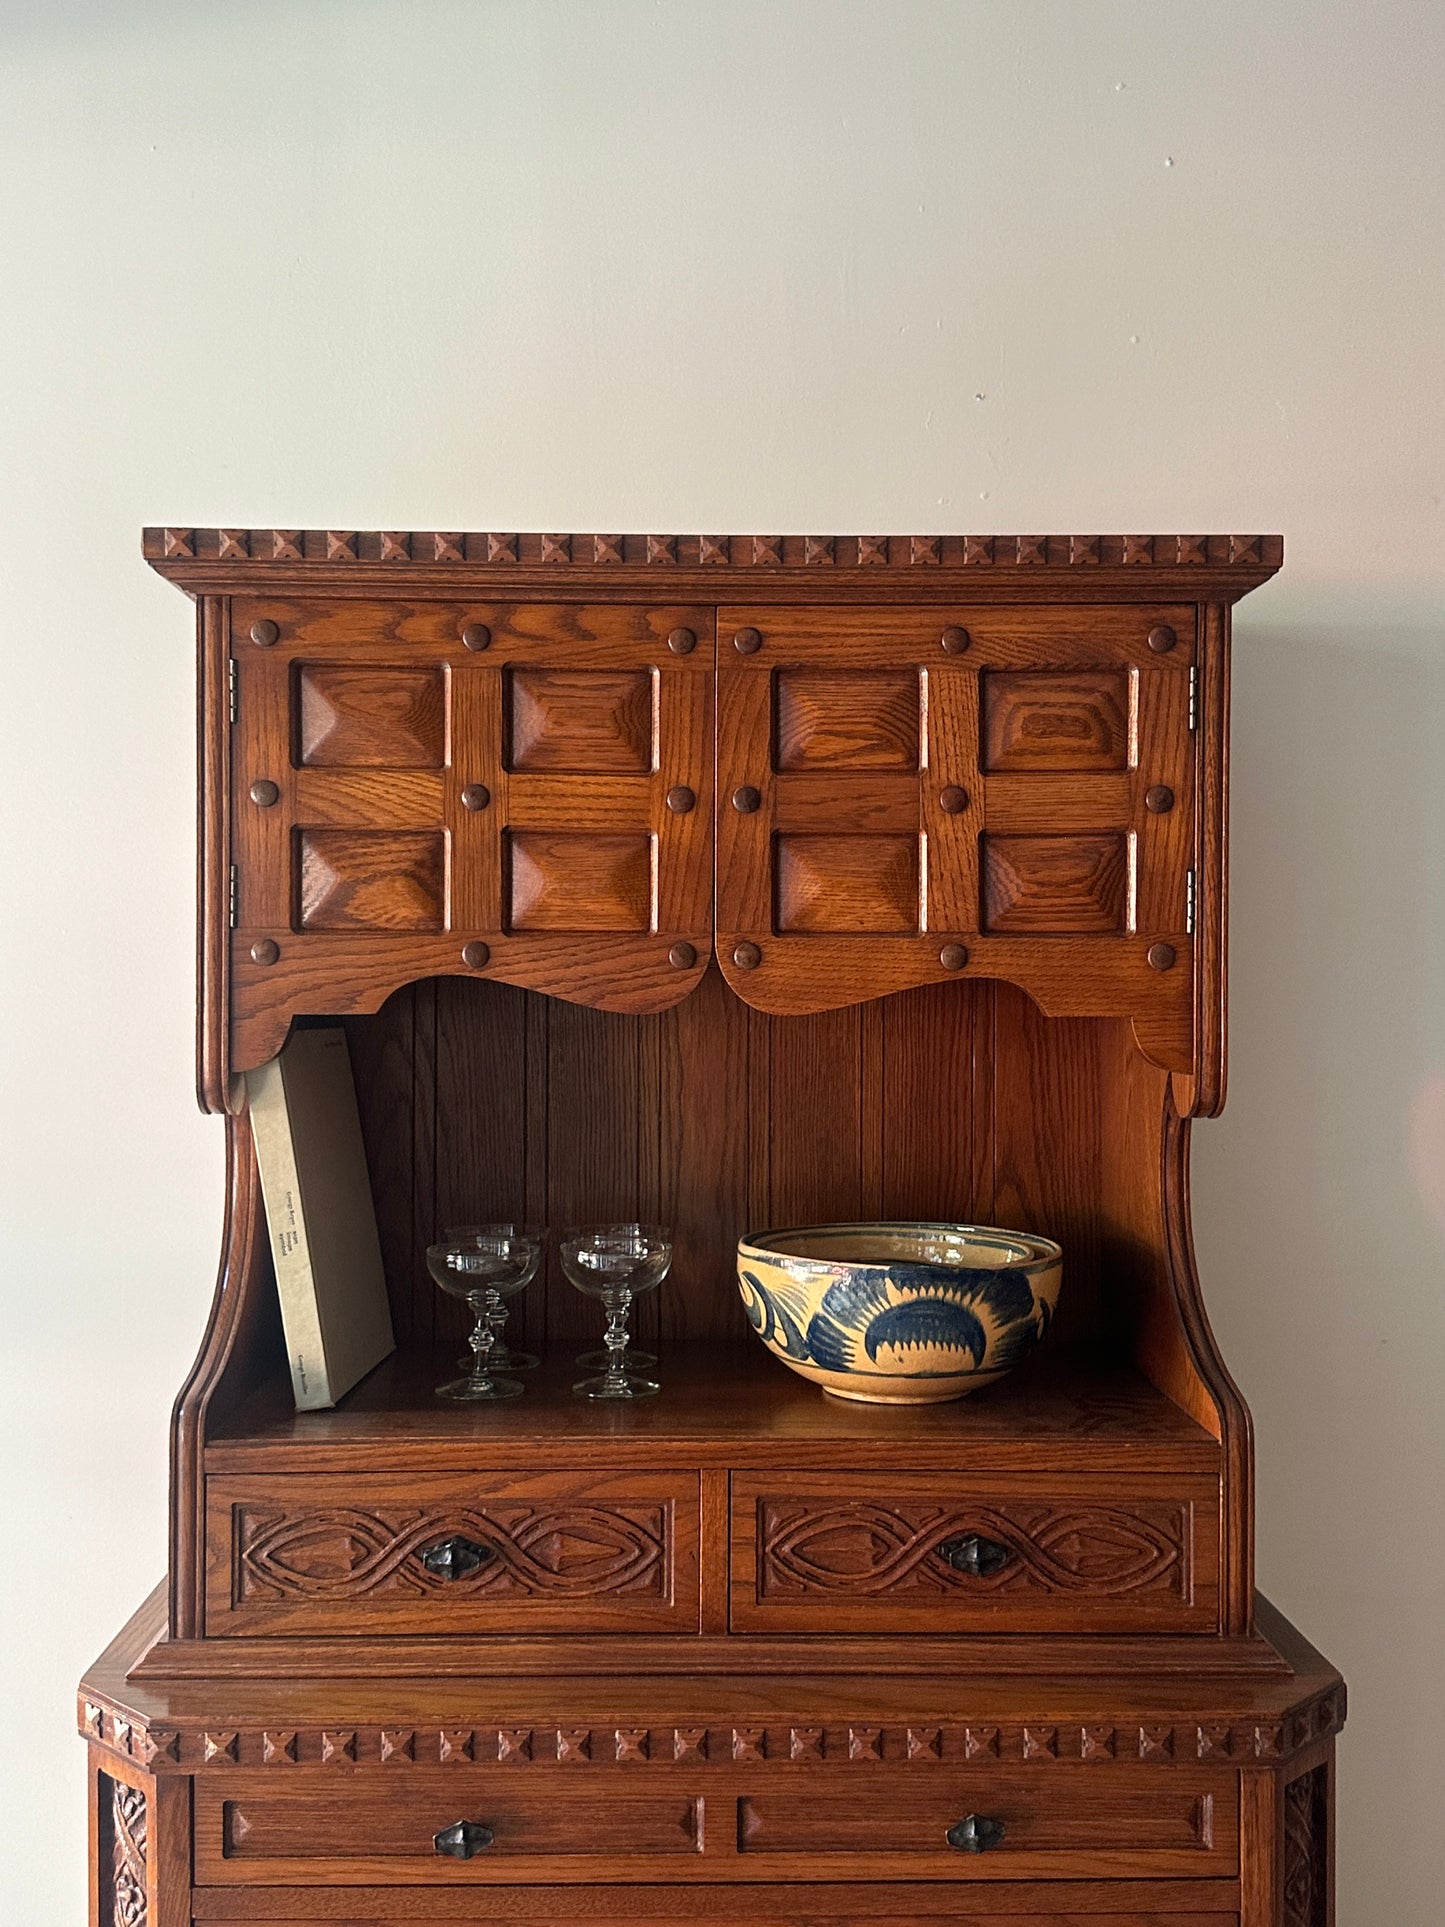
1283 1763 1329 1927
101 1775 148 1927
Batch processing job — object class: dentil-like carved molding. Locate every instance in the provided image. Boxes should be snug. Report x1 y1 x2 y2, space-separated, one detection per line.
144 529 1281 572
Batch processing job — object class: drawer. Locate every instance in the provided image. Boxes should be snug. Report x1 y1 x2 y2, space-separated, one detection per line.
204 1468 698 1636
192 1895 1238 1927
193 1766 1236 1886
730 1470 1220 1633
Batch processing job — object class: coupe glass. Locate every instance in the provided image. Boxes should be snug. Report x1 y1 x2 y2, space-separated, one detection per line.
445 1223 540 1371
561 1223 671 1400
427 1225 543 1401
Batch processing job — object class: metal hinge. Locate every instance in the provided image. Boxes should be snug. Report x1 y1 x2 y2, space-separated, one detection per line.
1186 868 1196 936
229 865 239 929
1188 665 1198 731
227 657 238 724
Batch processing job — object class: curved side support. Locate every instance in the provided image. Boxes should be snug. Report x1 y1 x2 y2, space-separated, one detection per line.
1158 1092 1255 1634
197 595 232 1114
168 1110 272 1638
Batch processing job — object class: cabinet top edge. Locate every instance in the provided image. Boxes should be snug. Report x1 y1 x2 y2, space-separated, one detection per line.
143 528 1282 602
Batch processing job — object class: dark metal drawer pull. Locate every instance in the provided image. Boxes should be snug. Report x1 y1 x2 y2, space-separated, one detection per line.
938 1533 1011 1577
947 1813 1006 1853
420 1534 496 1581
434 1819 494 1859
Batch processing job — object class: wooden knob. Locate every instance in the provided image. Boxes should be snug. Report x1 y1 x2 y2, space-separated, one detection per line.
1147 941 1177 971
249 618 279 647
461 941 491 969
1145 784 1175 814
1147 624 1177 654
939 786 969 814
249 779 279 807
461 623 492 651
666 785 696 814
732 786 761 814
939 943 970 971
250 938 279 966
733 626 763 655
669 941 697 970
941 626 971 654
667 627 697 655
732 941 762 970
460 784 491 811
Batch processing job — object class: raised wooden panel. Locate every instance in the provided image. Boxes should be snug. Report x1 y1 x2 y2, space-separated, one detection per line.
982 834 1132 935
982 670 1133 773
774 670 920 770
205 1468 699 1636
295 663 447 768
732 1767 1235 1877
296 829 446 933
774 834 920 934
507 832 655 933
507 669 657 773
195 1774 706 1883
731 1469 1220 1634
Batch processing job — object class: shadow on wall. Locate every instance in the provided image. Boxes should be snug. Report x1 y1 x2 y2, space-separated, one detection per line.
1193 617 1445 1923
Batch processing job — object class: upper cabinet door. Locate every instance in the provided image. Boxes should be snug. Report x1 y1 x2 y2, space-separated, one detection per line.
715 606 1197 1072
228 600 713 1076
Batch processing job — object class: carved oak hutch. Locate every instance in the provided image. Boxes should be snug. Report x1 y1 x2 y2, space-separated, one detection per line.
80 528 1342 1927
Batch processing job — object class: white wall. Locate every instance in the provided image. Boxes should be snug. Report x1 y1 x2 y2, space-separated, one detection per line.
2 3 1441 1918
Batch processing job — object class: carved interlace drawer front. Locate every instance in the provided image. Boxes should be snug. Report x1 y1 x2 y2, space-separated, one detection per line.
205 1469 697 1636
191 1765 1235 1887
731 1471 1220 1633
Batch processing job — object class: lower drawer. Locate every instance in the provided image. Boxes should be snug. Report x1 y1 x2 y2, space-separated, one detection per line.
193 1766 1237 1885
204 1467 699 1636
731 1469 1221 1633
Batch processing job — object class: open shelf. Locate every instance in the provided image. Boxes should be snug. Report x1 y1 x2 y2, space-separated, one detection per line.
207 1343 1219 1475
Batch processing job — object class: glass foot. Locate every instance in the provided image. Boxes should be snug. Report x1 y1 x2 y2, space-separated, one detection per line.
577 1347 656 1370
460 1348 540 1371
573 1373 661 1400
436 1373 525 1401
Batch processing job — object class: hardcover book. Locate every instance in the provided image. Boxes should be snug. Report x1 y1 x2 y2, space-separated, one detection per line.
245 1025 395 1410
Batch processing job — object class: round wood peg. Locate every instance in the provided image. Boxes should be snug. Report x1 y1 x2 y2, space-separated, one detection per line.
667 627 697 655
461 940 491 969
1147 941 1177 971
460 784 491 811
250 938 279 966
666 785 696 814
940 626 972 654
939 942 970 971
460 622 492 651
668 941 697 970
1145 784 1175 814
732 785 762 814
732 941 762 970
939 785 970 814
249 779 279 807
733 626 763 655
1147 624 1177 654
249 618 279 647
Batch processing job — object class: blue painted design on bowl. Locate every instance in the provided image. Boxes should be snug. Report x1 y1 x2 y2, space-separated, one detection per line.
736 1222 1062 1404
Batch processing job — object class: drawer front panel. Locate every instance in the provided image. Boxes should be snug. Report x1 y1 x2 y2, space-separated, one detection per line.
731 1471 1220 1633
194 1774 705 1885
736 1766 1237 1879
192 1767 1235 1886
205 1468 698 1636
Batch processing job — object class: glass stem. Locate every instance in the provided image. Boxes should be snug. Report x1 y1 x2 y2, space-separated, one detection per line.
602 1290 633 1390
468 1294 496 1387
485 1287 508 1364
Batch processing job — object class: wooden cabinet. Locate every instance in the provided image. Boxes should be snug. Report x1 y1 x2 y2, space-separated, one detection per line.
81 527 1340 1927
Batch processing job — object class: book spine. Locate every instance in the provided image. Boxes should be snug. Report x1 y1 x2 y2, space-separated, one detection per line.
245 1058 334 1410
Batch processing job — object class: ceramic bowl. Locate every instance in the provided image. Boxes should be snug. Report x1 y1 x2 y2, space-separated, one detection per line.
737 1221 1062 1404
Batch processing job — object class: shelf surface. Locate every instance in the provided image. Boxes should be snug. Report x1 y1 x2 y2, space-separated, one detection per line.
207 1344 1220 1473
